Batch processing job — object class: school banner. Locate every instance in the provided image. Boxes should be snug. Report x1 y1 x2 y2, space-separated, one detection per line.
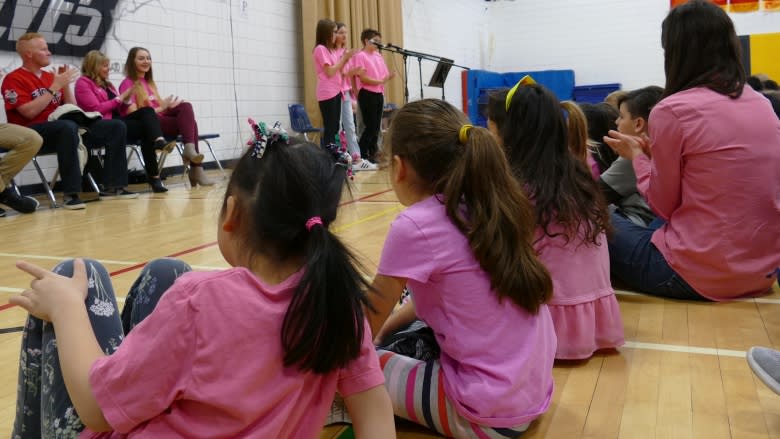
0 0 120 57
763 0 780 11
729 0 760 11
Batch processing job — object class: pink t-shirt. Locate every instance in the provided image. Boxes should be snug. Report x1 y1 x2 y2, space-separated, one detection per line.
80 268 384 439
352 50 389 94
333 47 355 95
313 45 342 101
118 77 158 116
377 195 557 428
635 86 780 300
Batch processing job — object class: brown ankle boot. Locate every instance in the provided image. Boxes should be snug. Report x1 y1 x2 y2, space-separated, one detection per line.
188 165 215 187
182 143 204 166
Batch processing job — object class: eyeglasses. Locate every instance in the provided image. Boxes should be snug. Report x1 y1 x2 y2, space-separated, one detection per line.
505 74 536 111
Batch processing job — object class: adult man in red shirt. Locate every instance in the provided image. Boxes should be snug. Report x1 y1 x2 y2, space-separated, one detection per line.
2 32 135 209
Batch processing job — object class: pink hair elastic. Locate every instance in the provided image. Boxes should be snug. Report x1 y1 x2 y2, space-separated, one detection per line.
305 216 323 231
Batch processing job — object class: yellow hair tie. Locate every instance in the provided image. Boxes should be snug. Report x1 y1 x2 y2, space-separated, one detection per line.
505 74 537 111
458 124 474 144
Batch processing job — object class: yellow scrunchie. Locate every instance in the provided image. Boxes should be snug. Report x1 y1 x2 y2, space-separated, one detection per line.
458 124 473 144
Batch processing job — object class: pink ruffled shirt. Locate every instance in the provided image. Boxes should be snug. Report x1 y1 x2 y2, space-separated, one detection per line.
352 50 389 94
377 195 557 428
80 268 384 439
313 45 342 101
635 86 780 300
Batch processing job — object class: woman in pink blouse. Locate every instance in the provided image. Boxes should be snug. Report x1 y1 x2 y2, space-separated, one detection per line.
75 50 174 193
604 0 780 301
120 47 214 187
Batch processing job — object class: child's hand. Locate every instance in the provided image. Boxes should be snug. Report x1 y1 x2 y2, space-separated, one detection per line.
10 259 89 322
384 71 396 82
603 130 650 160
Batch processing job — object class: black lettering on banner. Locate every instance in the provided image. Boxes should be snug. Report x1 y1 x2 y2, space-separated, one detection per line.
0 0 120 57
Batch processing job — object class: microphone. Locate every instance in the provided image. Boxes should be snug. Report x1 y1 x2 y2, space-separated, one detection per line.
369 40 386 49
385 43 401 50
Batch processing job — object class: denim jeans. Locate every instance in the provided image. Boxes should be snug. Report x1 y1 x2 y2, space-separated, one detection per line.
340 94 361 158
608 212 706 301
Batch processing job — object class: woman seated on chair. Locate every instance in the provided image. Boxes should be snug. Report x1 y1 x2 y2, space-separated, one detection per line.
75 50 174 193
119 46 214 187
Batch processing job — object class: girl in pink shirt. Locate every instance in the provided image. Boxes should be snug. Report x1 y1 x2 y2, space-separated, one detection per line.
9 125 395 439
370 99 557 437
119 46 214 187
604 0 780 301
486 82 624 360
313 19 356 149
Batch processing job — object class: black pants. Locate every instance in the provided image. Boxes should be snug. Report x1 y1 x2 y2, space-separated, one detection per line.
318 93 342 147
31 118 129 194
357 89 383 161
121 107 163 177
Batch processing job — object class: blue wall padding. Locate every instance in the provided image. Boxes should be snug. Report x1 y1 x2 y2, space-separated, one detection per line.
466 69 575 126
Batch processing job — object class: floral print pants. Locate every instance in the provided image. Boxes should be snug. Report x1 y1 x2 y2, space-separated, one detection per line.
12 258 191 439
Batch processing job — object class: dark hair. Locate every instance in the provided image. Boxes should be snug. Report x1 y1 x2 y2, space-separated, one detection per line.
360 28 381 45
315 19 336 49
580 102 619 172
385 99 552 314
662 0 745 98
223 137 370 373
747 76 764 91
487 84 610 246
617 86 664 121
765 79 779 91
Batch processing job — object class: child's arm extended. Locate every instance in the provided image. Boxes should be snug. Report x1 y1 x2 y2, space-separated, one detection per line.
367 274 406 337
344 385 396 439
373 300 416 345
11 259 111 431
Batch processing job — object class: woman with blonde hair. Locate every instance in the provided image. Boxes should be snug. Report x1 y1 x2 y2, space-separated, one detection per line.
119 47 214 187
75 50 175 192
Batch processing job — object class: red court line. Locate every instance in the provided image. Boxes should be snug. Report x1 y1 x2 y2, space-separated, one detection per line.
2 188 395 315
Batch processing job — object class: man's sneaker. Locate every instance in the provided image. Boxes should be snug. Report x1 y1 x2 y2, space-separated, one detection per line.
63 196 87 210
747 347 780 395
0 187 39 214
100 189 139 200
0 207 6 217
352 159 378 172
324 394 351 426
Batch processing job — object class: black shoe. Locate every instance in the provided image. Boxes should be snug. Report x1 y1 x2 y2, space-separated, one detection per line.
100 189 139 200
0 207 6 217
149 178 168 193
63 196 86 210
0 187 39 214
154 139 177 153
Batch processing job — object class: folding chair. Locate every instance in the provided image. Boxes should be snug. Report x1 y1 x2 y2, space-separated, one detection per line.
157 134 225 177
0 147 58 208
288 104 323 142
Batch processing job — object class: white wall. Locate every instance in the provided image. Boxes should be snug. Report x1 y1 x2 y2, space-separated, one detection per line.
403 0 780 107
1 0 301 188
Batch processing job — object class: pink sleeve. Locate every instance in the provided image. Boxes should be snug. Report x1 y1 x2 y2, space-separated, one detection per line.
74 78 118 115
337 321 385 397
376 214 437 283
643 105 684 221
118 78 137 105
88 276 198 433
313 45 332 68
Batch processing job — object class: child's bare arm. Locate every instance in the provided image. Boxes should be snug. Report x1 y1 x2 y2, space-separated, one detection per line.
344 385 395 439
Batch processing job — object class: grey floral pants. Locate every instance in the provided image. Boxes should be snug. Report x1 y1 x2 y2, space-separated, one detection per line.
12 258 191 439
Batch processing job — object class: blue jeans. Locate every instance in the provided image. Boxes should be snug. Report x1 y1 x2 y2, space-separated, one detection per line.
608 212 706 301
340 94 361 158
12 258 191 438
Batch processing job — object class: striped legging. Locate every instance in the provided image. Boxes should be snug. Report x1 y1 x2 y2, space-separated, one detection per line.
377 349 530 439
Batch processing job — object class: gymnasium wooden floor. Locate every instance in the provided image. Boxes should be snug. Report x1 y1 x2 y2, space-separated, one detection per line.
1 168 779 439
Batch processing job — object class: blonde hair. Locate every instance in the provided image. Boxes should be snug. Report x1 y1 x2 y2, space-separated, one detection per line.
123 46 161 108
16 32 44 54
81 50 111 89
561 101 590 167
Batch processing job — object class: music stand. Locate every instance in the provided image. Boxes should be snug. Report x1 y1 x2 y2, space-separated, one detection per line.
428 58 454 100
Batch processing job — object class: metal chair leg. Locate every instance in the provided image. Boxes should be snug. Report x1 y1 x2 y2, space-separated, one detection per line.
31 157 57 208
201 139 225 176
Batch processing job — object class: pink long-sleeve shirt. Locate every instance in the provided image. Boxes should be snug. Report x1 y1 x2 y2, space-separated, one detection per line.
634 86 780 300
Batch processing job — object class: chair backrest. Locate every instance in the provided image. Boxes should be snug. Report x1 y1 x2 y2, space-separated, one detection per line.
288 104 314 132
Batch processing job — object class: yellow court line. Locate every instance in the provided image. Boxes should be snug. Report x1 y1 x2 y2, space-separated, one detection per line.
332 205 402 233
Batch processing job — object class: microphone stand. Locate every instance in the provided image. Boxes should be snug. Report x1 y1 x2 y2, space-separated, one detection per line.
377 44 470 103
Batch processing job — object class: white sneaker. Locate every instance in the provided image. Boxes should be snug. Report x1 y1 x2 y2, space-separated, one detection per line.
352 159 378 172
324 394 351 426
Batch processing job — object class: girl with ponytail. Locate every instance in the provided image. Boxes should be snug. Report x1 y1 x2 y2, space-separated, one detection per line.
486 81 624 360
369 98 556 438
9 123 394 438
